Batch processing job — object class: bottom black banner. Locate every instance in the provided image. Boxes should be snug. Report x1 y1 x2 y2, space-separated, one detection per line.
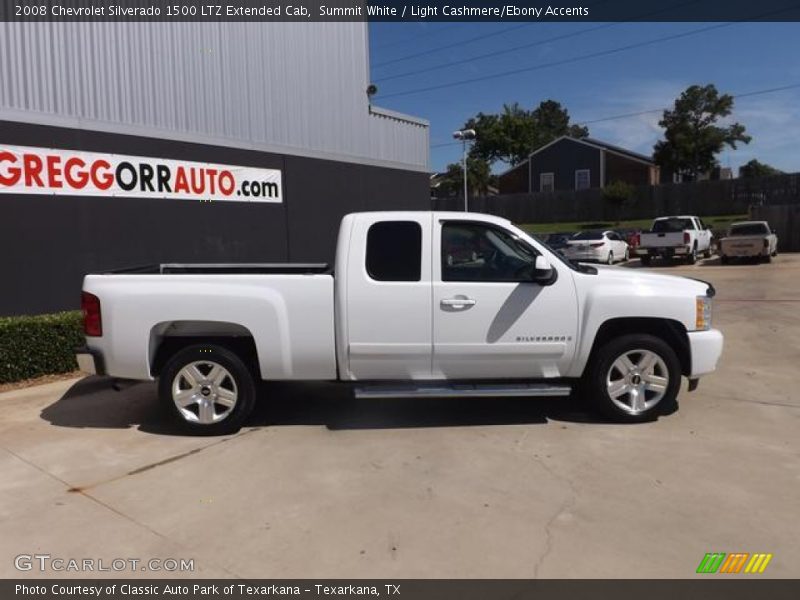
4 580 800 600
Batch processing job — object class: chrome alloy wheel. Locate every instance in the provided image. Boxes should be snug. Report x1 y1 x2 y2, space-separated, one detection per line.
171 361 238 424
605 349 669 415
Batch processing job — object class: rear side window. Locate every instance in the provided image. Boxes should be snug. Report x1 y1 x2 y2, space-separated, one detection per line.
366 221 422 282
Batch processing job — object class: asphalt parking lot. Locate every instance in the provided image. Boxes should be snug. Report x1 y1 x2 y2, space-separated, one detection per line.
1 255 798 579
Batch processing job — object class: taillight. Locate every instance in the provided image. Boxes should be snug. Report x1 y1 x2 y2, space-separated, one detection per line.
590 242 604 247
81 292 102 337
683 232 691 245
632 233 640 247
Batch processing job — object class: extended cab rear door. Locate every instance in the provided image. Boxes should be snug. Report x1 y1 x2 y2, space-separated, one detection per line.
344 213 433 380
432 218 579 379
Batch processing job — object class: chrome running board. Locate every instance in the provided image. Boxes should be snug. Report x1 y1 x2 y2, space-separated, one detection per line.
354 382 572 399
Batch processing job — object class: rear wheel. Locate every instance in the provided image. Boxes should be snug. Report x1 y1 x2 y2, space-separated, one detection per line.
640 255 651 267
607 251 614 265
721 255 729 265
158 344 256 435
686 245 697 265
584 334 680 422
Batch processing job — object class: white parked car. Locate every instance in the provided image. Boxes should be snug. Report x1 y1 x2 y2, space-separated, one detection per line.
563 230 630 264
719 221 778 264
76 211 723 434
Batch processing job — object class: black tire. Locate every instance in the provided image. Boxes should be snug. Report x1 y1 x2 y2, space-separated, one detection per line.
721 255 729 265
158 343 257 435
607 251 614 265
583 334 681 423
762 254 772 264
686 245 697 265
640 255 651 267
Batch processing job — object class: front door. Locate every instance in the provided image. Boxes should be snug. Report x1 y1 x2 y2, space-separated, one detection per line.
433 220 578 380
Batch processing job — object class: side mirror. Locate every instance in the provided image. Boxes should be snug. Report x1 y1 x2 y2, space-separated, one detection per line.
532 256 556 285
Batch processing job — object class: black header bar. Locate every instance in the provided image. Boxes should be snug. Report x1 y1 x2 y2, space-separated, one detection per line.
3 0 800 22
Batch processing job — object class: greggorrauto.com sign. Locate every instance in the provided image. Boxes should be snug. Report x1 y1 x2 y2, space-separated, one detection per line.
0 144 282 203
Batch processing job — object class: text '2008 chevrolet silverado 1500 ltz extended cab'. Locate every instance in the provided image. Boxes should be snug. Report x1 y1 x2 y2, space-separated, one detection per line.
76 211 724 434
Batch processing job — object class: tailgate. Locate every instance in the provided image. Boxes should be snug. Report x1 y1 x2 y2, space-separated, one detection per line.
640 232 683 248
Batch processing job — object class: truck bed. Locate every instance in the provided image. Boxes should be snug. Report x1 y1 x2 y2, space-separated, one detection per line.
107 263 331 275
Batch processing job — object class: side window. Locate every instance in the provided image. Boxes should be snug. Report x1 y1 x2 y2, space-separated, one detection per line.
575 169 591 190
366 221 422 282
442 222 537 282
540 173 554 193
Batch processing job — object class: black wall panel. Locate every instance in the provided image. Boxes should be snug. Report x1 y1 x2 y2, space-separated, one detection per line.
0 121 428 315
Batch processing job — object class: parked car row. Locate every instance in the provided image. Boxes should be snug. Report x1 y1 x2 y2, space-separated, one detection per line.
542 217 779 267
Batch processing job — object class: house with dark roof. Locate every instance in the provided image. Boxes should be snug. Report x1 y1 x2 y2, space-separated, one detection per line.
498 136 660 194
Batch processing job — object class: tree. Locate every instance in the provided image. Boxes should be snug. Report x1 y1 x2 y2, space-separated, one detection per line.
653 84 751 181
465 100 588 166
438 156 494 198
739 159 782 179
601 180 636 224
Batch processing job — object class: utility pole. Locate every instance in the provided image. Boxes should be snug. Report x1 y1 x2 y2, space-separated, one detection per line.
452 129 476 211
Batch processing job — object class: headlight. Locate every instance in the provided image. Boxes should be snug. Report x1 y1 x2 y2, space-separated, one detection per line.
696 296 712 330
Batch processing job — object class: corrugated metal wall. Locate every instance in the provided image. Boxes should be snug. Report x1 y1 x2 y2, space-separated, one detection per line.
0 21 428 171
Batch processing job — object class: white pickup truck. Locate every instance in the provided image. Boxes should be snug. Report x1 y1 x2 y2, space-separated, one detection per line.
76 211 723 434
636 216 714 265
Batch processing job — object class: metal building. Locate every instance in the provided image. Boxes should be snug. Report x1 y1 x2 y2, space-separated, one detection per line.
0 22 430 315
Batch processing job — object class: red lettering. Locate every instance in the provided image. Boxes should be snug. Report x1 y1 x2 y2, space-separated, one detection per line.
90 159 114 190
219 170 234 195
0 151 22 186
64 158 89 188
206 168 217 194
46 155 63 188
174 166 190 193
189 167 205 194
23 154 45 187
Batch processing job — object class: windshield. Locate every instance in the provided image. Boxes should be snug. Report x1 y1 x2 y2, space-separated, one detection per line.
652 218 694 233
508 225 594 274
730 223 769 236
572 230 604 241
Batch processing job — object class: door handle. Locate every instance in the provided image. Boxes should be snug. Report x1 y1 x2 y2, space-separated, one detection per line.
441 297 476 307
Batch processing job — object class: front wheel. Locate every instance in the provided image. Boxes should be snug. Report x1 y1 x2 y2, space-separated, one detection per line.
158 344 257 435
583 334 681 422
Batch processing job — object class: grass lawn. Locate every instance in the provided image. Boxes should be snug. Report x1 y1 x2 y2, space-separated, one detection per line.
517 214 748 236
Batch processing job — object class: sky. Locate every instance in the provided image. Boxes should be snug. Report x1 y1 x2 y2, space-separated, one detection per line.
367 21 800 175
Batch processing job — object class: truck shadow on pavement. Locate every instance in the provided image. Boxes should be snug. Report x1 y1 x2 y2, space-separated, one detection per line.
41 376 636 436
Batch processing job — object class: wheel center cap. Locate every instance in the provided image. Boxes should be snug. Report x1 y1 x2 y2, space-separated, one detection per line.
630 374 642 385
200 386 212 396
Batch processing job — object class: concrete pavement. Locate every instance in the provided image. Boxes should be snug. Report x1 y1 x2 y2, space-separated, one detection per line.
1 255 798 578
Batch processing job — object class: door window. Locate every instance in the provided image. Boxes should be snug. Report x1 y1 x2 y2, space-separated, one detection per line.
441 222 537 282
366 221 422 282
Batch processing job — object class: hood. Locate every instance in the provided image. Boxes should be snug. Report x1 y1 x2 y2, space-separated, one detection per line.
589 264 714 296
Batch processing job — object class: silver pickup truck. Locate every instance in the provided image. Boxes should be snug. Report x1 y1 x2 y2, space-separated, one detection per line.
718 221 778 264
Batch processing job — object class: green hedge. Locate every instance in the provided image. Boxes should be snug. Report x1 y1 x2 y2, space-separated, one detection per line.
0 311 84 384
